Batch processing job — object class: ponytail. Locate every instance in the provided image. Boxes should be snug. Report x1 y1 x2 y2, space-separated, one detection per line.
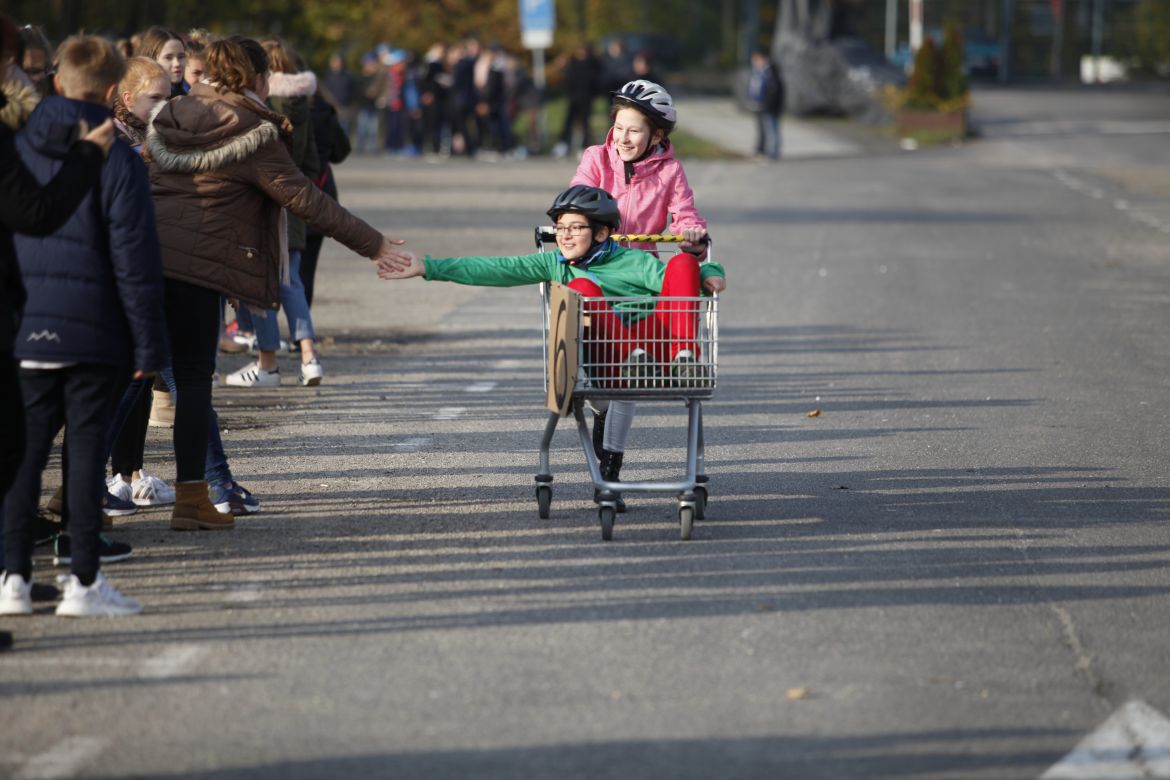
204 35 268 95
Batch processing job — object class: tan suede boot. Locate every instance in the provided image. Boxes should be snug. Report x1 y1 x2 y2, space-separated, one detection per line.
171 481 235 531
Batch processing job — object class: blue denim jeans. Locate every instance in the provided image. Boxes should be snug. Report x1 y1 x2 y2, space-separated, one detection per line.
253 250 315 351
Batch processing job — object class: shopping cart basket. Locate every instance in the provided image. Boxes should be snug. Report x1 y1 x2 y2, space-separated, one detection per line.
533 227 719 541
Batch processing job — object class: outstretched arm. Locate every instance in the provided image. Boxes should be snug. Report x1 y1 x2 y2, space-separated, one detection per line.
377 251 425 280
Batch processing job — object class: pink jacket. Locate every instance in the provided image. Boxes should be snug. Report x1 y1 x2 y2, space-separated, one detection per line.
570 128 707 252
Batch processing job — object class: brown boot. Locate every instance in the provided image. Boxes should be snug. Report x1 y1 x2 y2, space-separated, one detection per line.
171 481 235 531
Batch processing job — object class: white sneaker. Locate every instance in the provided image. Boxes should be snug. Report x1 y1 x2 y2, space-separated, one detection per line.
299 358 323 387
224 361 280 388
0 572 33 616
131 468 176 506
55 572 142 617
106 473 134 504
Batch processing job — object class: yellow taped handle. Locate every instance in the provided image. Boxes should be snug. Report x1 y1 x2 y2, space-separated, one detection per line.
612 233 688 243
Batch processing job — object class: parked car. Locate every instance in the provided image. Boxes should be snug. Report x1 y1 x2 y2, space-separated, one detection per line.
892 28 1004 79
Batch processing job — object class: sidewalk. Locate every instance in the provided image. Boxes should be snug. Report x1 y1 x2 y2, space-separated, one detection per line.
682 97 866 159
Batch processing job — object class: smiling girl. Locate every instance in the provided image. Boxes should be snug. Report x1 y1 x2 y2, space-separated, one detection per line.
137 27 187 98
568 79 717 510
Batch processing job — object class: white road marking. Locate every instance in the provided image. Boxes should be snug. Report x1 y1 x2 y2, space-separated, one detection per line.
16 736 107 780
494 359 524 370
465 381 497 393
388 437 431 451
434 407 465 421
1054 170 1170 235
224 585 264 603
1042 700 1170 779
138 644 206 680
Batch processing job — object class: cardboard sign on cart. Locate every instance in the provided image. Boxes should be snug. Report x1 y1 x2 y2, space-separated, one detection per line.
546 283 581 416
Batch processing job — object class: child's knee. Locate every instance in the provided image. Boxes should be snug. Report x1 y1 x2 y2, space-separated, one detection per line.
666 254 700 274
568 278 604 297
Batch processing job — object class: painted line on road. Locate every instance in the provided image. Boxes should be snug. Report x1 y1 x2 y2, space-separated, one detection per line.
388 437 431 452
16 736 107 780
224 585 264 603
465 381 497 393
1054 170 1170 235
138 644 207 680
434 407 465 421
1042 700 1170 779
494 359 525 370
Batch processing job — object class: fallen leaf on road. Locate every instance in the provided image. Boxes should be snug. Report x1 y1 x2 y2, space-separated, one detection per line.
786 687 812 700
807 408 822 417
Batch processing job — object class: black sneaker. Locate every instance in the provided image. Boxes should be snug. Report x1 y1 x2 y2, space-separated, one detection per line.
101 491 138 517
31 582 61 602
33 512 62 546
53 533 134 566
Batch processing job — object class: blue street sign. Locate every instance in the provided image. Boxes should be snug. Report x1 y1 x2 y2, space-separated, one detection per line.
520 0 555 49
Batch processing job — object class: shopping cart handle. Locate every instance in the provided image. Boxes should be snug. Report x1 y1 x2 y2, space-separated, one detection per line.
612 233 682 243
535 225 556 249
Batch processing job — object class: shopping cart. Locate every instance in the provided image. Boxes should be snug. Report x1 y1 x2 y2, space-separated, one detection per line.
533 227 719 541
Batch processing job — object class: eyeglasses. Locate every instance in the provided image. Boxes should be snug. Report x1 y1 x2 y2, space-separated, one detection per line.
554 224 592 236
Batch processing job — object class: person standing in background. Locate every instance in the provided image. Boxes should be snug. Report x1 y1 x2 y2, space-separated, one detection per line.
747 47 784 161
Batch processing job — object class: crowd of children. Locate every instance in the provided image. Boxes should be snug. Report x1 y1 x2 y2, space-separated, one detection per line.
0 16 723 653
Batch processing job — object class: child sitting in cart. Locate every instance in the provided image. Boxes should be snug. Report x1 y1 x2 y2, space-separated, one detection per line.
375 185 725 383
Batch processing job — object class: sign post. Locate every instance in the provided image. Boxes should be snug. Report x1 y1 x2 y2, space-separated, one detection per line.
520 0 555 151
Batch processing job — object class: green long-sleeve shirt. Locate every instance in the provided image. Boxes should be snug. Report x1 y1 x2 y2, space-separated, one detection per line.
423 243 725 320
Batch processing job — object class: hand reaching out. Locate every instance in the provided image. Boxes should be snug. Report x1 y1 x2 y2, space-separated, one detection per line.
376 251 425 280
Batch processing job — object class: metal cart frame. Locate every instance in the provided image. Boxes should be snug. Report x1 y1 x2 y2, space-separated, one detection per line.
532 228 719 540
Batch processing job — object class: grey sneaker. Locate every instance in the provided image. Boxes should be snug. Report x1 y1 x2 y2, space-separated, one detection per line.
55 573 142 617
670 349 709 388
0 572 33 616
621 348 658 389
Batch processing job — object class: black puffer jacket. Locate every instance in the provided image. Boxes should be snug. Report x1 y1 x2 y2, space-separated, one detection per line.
13 96 169 371
0 93 104 353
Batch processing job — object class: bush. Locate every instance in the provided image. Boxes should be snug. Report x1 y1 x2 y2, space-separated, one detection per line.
892 19 970 113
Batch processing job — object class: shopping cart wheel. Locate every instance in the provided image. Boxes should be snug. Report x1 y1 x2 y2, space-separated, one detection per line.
694 486 708 521
599 506 615 542
679 506 694 541
536 485 552 519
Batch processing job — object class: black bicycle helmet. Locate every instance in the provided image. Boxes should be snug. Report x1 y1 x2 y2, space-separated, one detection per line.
547 185 622 230
612 79 677 132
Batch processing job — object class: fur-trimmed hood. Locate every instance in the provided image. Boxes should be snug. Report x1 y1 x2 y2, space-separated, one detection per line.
268 70 317 99
145 82 292 174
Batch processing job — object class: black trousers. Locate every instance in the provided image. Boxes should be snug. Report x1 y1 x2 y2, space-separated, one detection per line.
4 363 122 582
0 353 24 569
164 278 219 482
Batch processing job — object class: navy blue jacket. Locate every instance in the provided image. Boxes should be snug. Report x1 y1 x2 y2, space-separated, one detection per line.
13 97 169 372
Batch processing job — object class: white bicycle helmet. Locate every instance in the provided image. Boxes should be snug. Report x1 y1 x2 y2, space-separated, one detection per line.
612 79 677 132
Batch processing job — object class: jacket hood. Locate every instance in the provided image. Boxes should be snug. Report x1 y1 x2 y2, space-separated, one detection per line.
147 83 287 173
21 96 111 159
268 71 318 99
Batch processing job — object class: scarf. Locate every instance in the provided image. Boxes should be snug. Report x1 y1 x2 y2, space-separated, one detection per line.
112 94 147 147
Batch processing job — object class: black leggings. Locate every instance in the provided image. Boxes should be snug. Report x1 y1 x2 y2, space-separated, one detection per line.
164 278 219 482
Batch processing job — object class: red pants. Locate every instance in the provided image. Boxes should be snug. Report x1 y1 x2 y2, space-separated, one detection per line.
568 254 701 384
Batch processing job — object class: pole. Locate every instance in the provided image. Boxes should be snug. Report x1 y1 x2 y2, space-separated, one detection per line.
885 0 898 60
1091 0 1104 83
533 48 547 151
909 0 924 52
1000 0 1014 83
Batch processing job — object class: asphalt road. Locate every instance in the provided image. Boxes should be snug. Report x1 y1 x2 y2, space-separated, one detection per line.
2 85 1169 780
